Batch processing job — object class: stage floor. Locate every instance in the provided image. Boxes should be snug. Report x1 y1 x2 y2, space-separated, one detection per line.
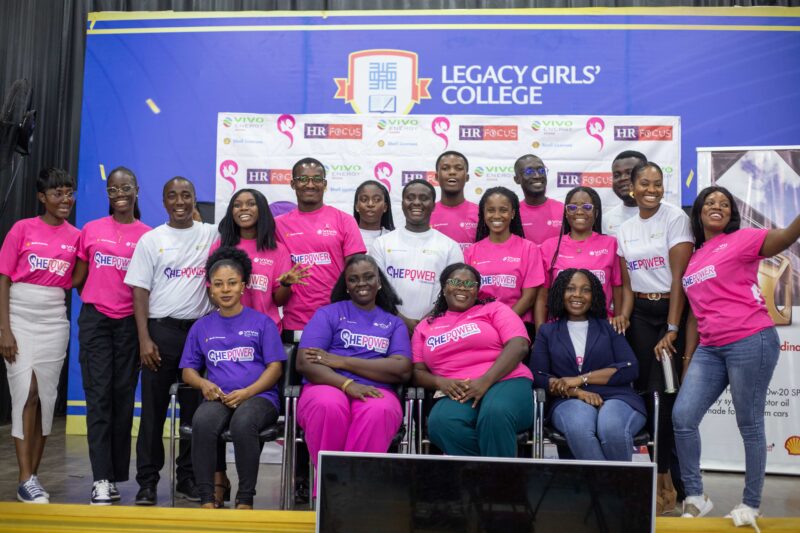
0 418 798 523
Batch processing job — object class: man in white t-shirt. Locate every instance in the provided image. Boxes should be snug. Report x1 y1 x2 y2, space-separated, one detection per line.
124 177 217 505
371 179 463 332
603 150 647 237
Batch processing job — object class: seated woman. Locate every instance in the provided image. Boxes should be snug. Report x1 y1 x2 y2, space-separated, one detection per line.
296 254 412 498
180 247 285 509
531 268 645 461
412 263 533 457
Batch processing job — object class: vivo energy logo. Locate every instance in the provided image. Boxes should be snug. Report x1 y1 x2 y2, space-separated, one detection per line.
277 114 296 147
432 116 450 149
334 49 431 114
220 160 239 192
586 117 605 150
376 118 419 132
221 115 265 131
374 162 393 191
614 125 673 141
474 165 514 181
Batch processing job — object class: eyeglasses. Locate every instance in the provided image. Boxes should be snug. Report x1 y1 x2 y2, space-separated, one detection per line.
523 167 548 177
47 190 75 200
106 185 135 196
446 278 479 289
566 203 595 213
293 176 325 184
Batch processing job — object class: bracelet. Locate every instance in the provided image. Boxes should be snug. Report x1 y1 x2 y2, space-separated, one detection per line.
667 323 679 333
581 374 589 386
682 356 692 361
279 279 291 288
340 378 354 392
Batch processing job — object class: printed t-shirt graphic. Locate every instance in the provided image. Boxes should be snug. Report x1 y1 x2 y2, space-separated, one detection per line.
299 300 411 389
275 205 366 330
430 200 479 250
124 221 218 319
78 216 151 318
0 217 80 289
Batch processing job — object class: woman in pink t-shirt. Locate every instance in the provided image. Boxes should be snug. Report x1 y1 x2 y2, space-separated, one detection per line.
215 188 309 330
412 263 533 457
465 186 544 339
673 186 800 521
0 168 80 503
72 167 151 505
353 180 395 250
536 186 623 328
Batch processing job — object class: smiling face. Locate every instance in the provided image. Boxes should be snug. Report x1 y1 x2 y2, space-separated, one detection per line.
291 162 326 209
39 187 75 222
565 190 596 234
106 171 137 218
356 183 388 229
232 191 258 231
443 268 479 312
436 154 469 196
163 179 196 228
402 183 435 230
344 260 381 308
700 191 732 237
611 157 641 202
209 264 244 313
563 271 592 320
483 193 514 237
632 166 664 211
514 156 548 197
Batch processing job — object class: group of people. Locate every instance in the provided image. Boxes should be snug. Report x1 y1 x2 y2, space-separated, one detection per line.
0 150 795 526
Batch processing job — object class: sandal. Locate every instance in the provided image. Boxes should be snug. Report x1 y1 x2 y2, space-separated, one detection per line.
214 482 231 508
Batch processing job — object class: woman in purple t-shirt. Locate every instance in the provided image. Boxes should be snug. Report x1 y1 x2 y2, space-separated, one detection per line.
296 254 412 499
180 247 285 509
674 186 800 522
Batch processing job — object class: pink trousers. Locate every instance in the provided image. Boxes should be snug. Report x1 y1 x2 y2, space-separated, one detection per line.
297 383 402 495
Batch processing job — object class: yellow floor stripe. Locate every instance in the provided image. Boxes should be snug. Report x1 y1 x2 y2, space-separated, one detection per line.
87 22 800 35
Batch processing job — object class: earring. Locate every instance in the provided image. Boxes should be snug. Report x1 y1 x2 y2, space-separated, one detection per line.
629 191 635 198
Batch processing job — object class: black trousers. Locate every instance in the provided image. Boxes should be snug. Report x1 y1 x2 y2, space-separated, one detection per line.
78 304 139 483
626 297 686 500
135 318 199 488
192 397 278 506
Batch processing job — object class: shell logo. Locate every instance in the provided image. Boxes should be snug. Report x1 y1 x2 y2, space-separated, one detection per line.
785 435 800 456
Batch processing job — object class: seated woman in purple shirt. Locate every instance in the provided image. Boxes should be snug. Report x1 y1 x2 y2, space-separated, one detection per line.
180 247 285 509
296 254 412 499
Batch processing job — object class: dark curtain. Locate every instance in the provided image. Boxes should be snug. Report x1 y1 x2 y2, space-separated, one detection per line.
0 0 796 422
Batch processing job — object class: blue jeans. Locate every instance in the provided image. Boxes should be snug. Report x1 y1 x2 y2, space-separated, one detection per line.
551 399 646 461
673 328 779 508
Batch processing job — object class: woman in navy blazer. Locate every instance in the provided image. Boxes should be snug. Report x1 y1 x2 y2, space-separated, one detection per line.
531 268 645 461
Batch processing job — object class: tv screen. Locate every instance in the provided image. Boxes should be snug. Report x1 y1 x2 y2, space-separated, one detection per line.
317 452 655 533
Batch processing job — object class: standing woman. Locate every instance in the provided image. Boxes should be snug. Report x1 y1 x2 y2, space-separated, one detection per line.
465 186 544 337
674 186 800 522
536 186 623 328
214 188 309 331
72 167 151 505
353 180 395 250
0 168 80 503
616 162 694 514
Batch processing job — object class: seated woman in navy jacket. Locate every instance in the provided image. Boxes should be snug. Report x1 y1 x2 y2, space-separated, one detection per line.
531 268 645 461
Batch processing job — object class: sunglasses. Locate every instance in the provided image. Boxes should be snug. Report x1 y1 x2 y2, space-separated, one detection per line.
293 175 325 184
523 167 548 177
106 185 135 196
565 203 595 213
447 278 479 289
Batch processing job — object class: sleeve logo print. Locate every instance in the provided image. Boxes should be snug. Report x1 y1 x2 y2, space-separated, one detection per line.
426 323 481 351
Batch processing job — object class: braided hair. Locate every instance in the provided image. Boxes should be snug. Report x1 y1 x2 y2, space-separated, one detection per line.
427 263 495 323
546 268 606 321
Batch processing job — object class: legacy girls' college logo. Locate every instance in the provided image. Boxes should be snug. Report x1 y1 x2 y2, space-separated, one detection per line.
334 49 432 114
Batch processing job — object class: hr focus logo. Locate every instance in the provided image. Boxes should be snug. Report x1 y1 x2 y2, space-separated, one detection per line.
277 114 296 147
246 169 292 185
304 123 363 139
334 49 431 114
614 125 673 141
459 125 518 141
556 172 612 188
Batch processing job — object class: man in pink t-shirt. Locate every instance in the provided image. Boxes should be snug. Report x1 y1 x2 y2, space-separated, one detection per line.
514 154 564 245
429 151 479 250
275 157 366 339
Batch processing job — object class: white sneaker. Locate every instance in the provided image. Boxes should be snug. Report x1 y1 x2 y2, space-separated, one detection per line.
681 494 713 518
17 477 49 504
91 480 113 506
726 503 761 529
31 475 50 498
109 482 120 502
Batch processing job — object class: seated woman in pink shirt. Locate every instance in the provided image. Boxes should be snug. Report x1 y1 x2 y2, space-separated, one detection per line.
673 186 800 522
465 187 544 339
412 263 533 457
536 186 623 330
